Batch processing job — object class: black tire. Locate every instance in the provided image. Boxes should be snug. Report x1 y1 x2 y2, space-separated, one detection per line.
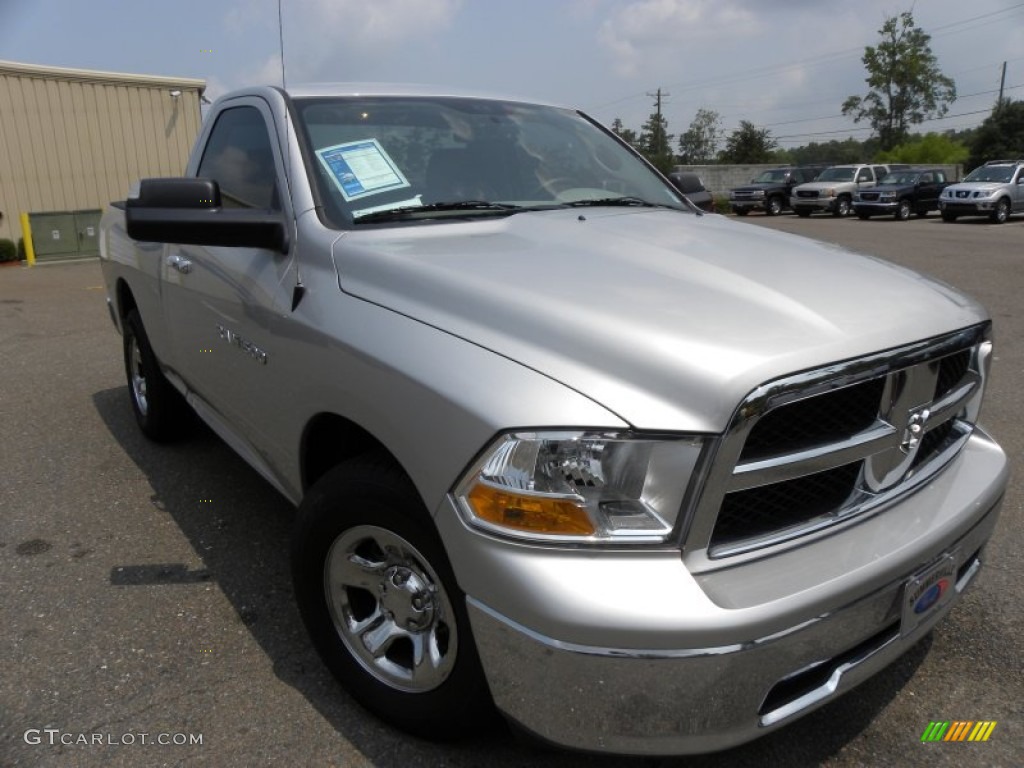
833 196 851 217
796 208 812 218
896 199 911 221
291 459 494 741
941 211 957 222
122 309 189 441
765 196 783 216
733 208 749 216
857 211 871 220
990 198 1010 224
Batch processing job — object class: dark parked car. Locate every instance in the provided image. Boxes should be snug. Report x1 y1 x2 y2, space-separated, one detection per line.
728 166 825 216
853 169 952 220
668 171 715 212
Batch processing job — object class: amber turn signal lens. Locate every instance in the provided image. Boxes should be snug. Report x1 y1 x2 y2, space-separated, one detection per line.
467 483 596 535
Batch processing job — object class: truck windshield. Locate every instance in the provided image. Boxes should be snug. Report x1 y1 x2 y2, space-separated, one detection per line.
816 168 856 182
293 96 686 226
753 170 788 182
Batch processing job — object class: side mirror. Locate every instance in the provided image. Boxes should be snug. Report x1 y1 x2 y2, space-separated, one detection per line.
126 178 289 253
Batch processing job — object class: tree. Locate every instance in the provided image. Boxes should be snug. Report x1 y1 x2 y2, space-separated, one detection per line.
610 117 638 148
718 121 777 163
842 12 955 151
677 108 722 164
875 132 968 164
638 110 674 173
967 99 1024 171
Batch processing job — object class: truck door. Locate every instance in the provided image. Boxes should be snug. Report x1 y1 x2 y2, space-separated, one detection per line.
160 99 295 448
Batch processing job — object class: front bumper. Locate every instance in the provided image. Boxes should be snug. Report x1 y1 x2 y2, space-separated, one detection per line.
790 196 836 212
940 200 997 215
854 201 898 215
442 431 1007 755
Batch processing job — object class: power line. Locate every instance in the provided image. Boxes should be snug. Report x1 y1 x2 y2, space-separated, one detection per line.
586 5 1024 115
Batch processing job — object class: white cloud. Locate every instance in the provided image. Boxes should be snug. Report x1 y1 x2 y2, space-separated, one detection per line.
597 0 759 77
281 0 463 80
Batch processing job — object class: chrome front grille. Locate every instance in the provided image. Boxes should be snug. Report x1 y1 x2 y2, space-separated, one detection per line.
690 325 990 560
796 190 819 198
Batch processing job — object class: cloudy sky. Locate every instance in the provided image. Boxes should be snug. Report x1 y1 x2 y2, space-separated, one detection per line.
3 0 1022 148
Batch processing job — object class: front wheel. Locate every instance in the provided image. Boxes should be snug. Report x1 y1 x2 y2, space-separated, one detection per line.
941 211 958 222
833 196 851 217
895 200 911 221
857 211 871 220
795 208 812 218
122 309 189 441
291 459 493 740
990 198 1010 224
765 196 783 216
733 208 749 216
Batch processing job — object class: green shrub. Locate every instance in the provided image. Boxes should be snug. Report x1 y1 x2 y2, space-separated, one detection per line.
0 238 17 262
713 195 732 215
17 238 26 261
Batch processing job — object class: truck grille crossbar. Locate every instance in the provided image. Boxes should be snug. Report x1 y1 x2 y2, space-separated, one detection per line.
695 326 990 558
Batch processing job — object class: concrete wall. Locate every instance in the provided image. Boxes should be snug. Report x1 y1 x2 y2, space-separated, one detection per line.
0 60 205 244
675 163 963 197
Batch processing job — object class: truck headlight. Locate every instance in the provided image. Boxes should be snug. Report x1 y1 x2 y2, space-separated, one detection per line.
455 431 704 544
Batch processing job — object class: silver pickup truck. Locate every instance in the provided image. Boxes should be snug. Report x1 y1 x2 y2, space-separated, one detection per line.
99 84 1007 756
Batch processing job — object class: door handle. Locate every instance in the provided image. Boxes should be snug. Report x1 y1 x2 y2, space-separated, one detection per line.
167 253 192 274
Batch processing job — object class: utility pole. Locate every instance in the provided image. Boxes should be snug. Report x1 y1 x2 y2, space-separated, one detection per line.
997 61 1007 112
646 88 670 154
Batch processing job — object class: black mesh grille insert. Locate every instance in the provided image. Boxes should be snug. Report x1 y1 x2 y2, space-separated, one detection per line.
712 462 862 549
911 420 958 469
740 378 885 462
934 350 970 400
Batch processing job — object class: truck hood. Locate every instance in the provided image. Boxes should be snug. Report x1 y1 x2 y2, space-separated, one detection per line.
944 182 1006 195
332 208 986 432
793 181 858 193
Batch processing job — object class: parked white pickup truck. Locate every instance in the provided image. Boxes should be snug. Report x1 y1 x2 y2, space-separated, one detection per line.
99 84 1007 756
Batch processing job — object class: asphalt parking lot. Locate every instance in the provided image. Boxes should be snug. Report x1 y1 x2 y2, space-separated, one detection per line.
1 212 1021 767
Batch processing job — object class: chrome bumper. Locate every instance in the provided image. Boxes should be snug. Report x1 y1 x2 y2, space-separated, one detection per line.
456 433 1006 755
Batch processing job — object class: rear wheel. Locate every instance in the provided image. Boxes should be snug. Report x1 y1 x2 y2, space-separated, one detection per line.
990 198 1010 224
122 309 189 441
292 459 494 740
765 196 783 216
895 200 911 221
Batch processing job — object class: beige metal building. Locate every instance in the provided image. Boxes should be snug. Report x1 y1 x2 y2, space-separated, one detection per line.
0 60 205 254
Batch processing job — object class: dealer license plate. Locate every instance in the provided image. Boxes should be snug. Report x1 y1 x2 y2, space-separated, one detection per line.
901 553 958 636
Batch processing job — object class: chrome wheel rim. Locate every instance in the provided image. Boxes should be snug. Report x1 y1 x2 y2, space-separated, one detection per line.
996 201 1008 223
129 336 148 416
325 525 457 692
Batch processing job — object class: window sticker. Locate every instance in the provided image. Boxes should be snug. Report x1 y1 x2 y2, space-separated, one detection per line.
315 139 410 201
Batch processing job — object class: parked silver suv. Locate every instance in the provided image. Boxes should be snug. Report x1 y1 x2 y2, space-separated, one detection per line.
939 159 1024 223
791 164 893 217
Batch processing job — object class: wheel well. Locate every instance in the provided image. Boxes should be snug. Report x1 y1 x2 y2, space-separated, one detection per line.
301 413 406 492
116 279 137 323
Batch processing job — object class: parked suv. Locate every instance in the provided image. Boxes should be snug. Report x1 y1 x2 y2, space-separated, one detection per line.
728 166 825 216
791 164 891 217
939 159 1024 223
853 168 952 220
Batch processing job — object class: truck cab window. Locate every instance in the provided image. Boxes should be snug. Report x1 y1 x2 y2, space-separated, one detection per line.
197 106 280 210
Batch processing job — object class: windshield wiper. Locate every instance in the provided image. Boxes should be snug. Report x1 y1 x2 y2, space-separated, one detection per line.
354 201 522 223
562 196 667 209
